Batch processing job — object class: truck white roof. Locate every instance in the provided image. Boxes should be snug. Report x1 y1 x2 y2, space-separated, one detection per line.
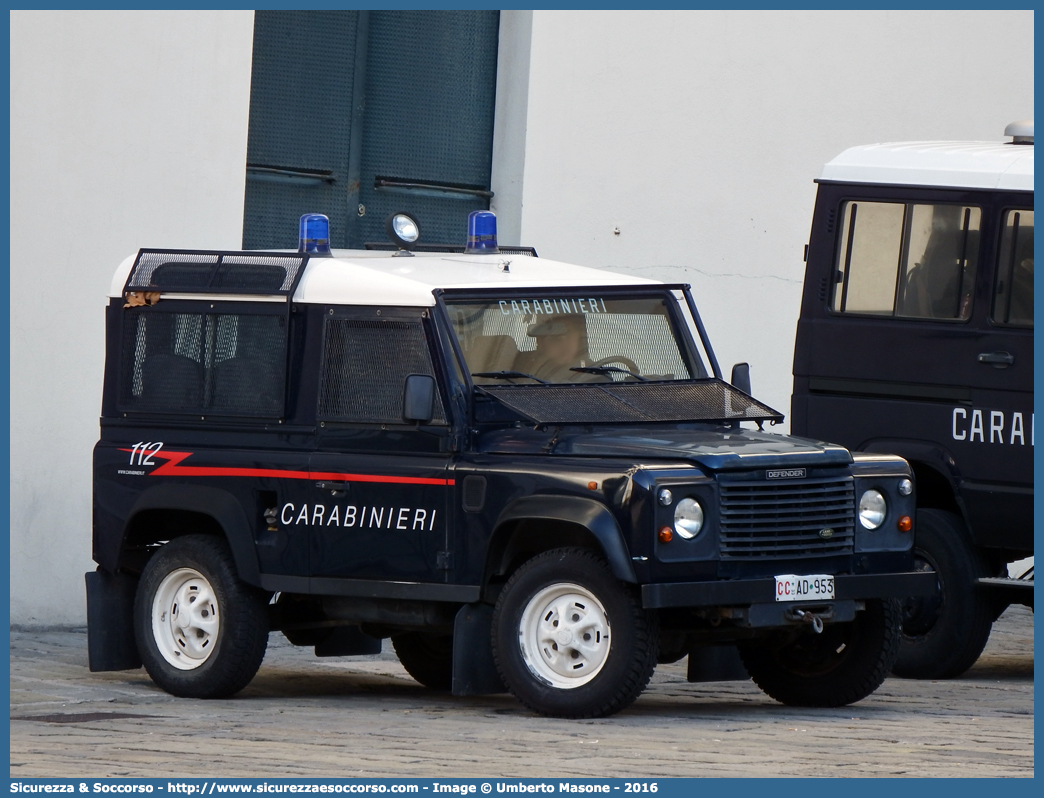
109 249 660 306
820 140 1034 192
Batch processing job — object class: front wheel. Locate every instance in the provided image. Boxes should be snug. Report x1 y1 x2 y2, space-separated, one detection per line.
891 509 993 679
491 548 658 718
738 598 902 707
134 535 270 698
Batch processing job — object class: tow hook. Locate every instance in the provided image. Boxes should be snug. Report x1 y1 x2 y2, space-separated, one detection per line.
786 607 833 634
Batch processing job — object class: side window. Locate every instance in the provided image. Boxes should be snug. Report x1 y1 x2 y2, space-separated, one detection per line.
318 316 447 424
833 201 980 321
992 209 1034 328
120 308 287 417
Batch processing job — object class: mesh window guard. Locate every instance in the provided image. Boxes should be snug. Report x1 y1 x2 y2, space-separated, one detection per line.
478 380 782 425
119 310 288 417
124 250 307 296
318 319 447 424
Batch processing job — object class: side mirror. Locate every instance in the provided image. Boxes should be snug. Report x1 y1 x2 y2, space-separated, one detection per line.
730 362 751 395
402 374 436 424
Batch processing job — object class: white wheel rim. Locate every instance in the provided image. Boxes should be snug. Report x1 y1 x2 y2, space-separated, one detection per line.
518 582 611 689
151 567 220 670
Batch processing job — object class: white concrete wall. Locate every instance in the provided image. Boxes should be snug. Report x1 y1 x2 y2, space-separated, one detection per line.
10 10 256 624
513 10 1033 421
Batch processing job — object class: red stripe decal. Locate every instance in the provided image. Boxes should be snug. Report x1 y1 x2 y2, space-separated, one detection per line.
117 449 454 486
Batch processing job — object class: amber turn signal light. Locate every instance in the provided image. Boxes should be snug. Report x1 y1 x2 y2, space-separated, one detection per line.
658 526 673 543
588 481 598 490
897 515 912 532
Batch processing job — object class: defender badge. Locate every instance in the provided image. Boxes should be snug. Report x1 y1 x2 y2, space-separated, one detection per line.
767 468 806 479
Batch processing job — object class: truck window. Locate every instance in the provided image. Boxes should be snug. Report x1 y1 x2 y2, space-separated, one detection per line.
317 317 446 424
120 309 287 417
833 201 980 321
991 209 1034 328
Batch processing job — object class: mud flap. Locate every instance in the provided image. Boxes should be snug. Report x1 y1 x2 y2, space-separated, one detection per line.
85 569 142 672
451 603 507 696
687 644 748 682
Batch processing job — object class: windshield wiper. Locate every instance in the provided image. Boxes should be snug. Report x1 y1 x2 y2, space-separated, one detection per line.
471 370 549 384
570 366 648 382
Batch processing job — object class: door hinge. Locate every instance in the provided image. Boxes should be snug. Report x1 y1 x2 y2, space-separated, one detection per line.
436 551 454 570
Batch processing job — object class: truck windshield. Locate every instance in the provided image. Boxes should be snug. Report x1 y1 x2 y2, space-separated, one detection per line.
443 294 703 384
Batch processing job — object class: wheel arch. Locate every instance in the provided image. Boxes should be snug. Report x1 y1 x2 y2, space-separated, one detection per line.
483 495 636 596
858 439 966 520
121 484 261 587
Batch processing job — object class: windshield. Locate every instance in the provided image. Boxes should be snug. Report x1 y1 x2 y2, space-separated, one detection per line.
444 293 703 384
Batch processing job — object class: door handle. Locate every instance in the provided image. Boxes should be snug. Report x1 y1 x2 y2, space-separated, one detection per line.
977 351 1014 368
315 481 350 494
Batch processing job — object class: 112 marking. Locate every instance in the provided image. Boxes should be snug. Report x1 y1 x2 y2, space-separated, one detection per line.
129 441 164 466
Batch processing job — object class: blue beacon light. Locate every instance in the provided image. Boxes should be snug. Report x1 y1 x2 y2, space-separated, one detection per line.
298 213 332 256
465 210 499 254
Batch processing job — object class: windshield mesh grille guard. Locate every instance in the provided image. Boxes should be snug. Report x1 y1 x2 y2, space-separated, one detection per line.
124 249 309 297
478 380 783 425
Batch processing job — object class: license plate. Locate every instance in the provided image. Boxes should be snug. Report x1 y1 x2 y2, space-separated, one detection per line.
774 574 835 602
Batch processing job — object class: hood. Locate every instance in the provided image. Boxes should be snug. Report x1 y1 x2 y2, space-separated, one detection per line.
478 427 852 471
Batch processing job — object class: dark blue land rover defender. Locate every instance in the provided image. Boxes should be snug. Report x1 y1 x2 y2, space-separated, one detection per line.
793 123 1034 680
88 212 933 717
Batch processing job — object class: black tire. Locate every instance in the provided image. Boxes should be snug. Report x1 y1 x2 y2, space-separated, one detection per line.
134 535 270 698
491 547 658 719
391 632 454 691
738 598 902 707
891 509 993 679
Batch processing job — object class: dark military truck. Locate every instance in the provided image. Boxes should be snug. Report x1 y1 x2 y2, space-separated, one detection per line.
792 122 1034 680
88 212 934 718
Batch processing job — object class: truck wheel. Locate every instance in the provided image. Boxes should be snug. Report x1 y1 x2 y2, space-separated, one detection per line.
891 509 993 679
134 535 269 698
738 598 901 707
491 548 658 718
391 632 453 691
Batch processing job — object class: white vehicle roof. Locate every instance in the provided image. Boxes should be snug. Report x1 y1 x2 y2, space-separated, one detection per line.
109 249 660 306
821 139 1034 192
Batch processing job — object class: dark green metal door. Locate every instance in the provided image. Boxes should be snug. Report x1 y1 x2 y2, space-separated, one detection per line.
243 10 500 251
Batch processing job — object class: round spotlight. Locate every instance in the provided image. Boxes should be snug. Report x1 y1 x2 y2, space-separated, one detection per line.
658 488 673 506
385 212 421 251
898 478 913 496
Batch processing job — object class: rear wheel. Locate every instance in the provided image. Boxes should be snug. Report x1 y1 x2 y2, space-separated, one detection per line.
892 509 993 679
392 632 454 691
739 598 901 707
492 548 658 718
134 535 270 698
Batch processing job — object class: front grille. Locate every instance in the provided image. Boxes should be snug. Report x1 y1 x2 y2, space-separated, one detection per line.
719 476 854 559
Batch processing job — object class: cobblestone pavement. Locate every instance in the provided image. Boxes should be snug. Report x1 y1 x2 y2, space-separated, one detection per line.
10 606 1032 779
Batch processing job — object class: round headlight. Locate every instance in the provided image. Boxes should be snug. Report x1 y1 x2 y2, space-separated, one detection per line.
674 498 704 539
858 490 887 529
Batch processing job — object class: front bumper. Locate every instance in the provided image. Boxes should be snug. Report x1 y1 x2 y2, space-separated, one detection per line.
641 570 936 609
